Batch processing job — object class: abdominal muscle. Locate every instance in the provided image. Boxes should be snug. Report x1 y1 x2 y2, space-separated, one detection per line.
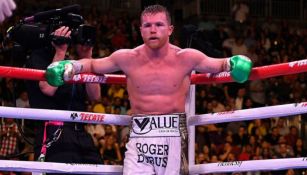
129 93 187 115
127 79 189 115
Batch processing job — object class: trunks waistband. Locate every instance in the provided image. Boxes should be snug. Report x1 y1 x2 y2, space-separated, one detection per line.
129 113 186 138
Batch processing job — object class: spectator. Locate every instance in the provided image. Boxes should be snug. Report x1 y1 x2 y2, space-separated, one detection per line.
0 117 21 175
196 126 211 152
231 0 249 35
238 144 252 160
85 124 105 148
293 138 306 157
107 85 125 99
0 118 20 158
264 127 280 145
248 135 260 156
211 99 225 112
92 99 106 113
219 142 233 161
232 125 248 146
2 78 15 105
111 28 128 49
274 118 289 136
284 126 298 148
231 37 248 55
15 91 30 108
249 80 266 107
247 119 267 137
119 134 128 162
112 97 126 114
242 97 254 109
234 87 247 110
273 137 294 157
101 134 122 165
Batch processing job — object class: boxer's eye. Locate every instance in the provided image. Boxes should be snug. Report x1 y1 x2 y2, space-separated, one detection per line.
155 22 164 27
143 23 151 28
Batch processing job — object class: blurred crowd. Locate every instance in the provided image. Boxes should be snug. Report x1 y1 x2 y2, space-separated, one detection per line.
192 2 307 174
0 1 306 175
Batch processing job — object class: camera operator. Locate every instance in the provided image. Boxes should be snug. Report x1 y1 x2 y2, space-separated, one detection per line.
25 25 102 174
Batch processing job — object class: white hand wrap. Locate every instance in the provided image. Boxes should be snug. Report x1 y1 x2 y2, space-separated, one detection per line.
70 60 83 74
63 61 83 81
224 58 231 72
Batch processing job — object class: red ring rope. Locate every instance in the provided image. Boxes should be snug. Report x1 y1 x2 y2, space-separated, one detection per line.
0 59 306 84
191 59 307 84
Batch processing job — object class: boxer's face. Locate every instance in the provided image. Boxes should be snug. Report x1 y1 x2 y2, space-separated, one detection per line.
140 12 173 49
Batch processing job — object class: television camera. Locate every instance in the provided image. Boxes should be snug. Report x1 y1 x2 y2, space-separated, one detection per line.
7 4 96 50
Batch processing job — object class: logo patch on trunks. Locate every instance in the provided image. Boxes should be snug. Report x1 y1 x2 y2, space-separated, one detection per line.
134 118 150 132
130 115 180 137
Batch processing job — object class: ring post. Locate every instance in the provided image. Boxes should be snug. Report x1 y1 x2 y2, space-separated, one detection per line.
186 74 196 174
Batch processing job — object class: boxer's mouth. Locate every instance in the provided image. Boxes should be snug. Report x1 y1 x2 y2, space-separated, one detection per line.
149 37 159 40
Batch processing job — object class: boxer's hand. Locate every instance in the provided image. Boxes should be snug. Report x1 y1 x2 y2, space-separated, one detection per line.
0 0 16 22
229 55 252 83
45 60 82 86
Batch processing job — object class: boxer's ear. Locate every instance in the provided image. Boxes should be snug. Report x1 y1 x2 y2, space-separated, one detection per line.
168 25 174 36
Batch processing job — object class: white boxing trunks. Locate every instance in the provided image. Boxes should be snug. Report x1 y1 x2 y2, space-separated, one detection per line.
123 113 188 175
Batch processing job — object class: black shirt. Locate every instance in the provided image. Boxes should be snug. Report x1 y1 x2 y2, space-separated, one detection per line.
25 47 86 111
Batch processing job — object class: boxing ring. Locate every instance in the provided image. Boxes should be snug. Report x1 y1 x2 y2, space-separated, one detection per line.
0 59 307 174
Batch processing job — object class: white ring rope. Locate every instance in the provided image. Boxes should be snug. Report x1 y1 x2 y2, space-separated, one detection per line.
189 102 307 126
0 106 131 125
189 157 307 174
0 160 122 174
1 102 307 174
1 157 307 174
3 102 307 127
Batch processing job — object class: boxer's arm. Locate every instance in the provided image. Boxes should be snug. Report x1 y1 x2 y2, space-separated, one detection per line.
180 48 226 73
45 49 128 87
78 49 129 74
77 56 119 74
183 48 252 83
198 54 252 83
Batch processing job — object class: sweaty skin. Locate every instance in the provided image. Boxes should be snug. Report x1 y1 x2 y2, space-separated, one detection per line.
77 12 228 115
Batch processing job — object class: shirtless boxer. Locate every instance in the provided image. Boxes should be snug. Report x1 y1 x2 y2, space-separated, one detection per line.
45 4 252 175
